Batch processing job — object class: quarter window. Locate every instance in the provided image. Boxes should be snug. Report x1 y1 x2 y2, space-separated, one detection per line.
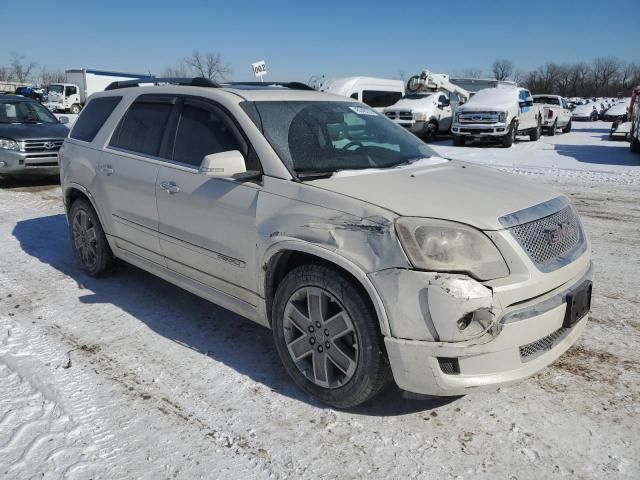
110 99 173 156
70 96 122 142
361 90 402 108
171 103 243 167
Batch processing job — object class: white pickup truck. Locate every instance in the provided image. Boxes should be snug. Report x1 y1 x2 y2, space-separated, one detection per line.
383 70 469 142
532 95 572 135
451 87 543 147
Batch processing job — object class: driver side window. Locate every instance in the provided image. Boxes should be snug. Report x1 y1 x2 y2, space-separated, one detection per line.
171 103 244 167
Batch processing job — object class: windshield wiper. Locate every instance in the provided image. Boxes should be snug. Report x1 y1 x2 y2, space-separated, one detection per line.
295 170 336 180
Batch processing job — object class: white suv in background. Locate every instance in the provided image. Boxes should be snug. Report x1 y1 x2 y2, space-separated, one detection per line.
60 78 592 408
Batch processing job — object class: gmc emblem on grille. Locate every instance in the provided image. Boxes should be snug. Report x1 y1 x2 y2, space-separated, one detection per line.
43 142 56 150
544 222 575 246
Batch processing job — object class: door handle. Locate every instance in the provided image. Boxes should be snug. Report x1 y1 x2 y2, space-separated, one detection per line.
160 181 180 194
101 164 114 176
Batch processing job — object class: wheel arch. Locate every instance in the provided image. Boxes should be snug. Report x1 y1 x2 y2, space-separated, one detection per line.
262 242 391 336
63 183 107 230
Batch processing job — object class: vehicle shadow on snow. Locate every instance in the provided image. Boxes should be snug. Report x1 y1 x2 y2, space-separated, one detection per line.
13 213 457 415
553 143 638 166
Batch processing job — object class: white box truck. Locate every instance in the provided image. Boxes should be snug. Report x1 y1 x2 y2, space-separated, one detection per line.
44 68 153 113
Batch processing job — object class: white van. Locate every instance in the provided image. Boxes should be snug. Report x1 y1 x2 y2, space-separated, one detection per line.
321 77 404 110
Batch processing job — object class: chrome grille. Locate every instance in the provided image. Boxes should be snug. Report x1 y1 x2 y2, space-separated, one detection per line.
509 205 585 272
384 111 397 119
21 139 63 164
519 327 570 362
459 111 499 123
398 111 413 121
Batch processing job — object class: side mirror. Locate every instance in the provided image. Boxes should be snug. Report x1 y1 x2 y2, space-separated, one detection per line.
58 116 69 124
199 150 246 178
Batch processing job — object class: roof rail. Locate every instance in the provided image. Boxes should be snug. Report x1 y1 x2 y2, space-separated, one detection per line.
224 81 315 91
104 77 221 91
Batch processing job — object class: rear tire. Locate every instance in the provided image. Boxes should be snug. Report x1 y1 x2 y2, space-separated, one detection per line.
68 198 113 277
547 119 557 136
563 120 572 133
529 118 542 141
272 264 391 408
631 135 640 153
452 135 466 147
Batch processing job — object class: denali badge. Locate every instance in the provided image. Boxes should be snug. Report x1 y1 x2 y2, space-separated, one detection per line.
544 222 575 246
43 142 56 150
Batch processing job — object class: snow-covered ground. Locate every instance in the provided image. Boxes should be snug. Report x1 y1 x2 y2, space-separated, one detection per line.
1 123 639 479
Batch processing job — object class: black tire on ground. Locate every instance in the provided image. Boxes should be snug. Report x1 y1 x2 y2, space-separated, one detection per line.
421 121 438 142
591 112 598 121
631 135 640 153
563 119 572 133
502 122 516 147
547 119 557 136
68 197 113 277
452 134 466 147
272 264 392 408
530 118 542 141
70 104 81 114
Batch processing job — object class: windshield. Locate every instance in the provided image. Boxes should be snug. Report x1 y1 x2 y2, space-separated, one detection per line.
0 100 58 124
48 84 64 95
533 96 561 105
245 101 437 175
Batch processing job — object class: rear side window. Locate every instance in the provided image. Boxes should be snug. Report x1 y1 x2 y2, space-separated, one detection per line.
70 96 122 142
361 90 402 108
110 99 173 156
172 103 243 167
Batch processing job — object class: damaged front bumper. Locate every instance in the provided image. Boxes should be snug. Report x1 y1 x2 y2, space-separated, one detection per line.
370 262 593 396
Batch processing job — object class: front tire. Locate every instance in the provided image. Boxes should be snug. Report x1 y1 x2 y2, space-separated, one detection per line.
421 120 438 143
272 264 391 408
68 198 113 277
70 104 81 114
502 121 516 147
452 134 466 146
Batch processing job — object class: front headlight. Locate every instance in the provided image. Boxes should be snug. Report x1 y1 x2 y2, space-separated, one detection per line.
413 112 427 122
454 112 461 123
395 218 509 280
0 138 21 151
498 112 506 122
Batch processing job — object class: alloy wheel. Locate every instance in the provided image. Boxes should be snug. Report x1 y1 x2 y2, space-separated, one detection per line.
72 208 98 269
283 287 359 388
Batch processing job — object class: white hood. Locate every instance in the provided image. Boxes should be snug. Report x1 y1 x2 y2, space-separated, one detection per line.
572 104 598 115
459 88 518 111
308 161 560 230
384 94 438 111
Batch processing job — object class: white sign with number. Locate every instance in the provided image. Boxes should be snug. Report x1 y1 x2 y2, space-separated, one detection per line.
252 60 267 79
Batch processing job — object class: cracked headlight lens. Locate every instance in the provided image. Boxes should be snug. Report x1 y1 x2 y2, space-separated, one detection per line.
0 138 21 151
396 218 509 280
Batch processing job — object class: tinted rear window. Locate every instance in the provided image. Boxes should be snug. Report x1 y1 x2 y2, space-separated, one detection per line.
70 96 122 142
110 100 173 156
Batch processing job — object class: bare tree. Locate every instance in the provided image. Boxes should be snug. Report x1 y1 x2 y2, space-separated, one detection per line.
162 63 189 78
183 50 230 82
0 65 10 82
9 53 37 83
492 59 514 81
461 67 483 79
38 67 65 86
591 57 622 96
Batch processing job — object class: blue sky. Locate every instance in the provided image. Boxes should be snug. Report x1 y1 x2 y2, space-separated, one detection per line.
2 0 639 82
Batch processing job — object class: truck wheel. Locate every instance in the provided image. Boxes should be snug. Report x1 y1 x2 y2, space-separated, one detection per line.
502 122 516 147
421 121 438 143
529 118 542 141
547 119 557 136
70 104 81 114
452 135 466 147
631 135 640 153
68 198 113 277
563 120 572 133
272 264 391 408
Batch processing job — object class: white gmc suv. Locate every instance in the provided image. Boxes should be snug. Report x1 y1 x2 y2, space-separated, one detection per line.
59 78 592 408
